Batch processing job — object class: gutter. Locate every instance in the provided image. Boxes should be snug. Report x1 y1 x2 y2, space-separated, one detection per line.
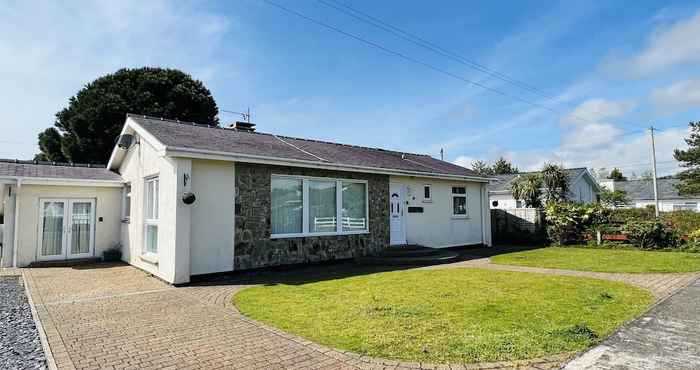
0 176 122 187
165 146 494 183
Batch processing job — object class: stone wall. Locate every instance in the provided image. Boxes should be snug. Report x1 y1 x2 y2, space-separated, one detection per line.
234 163 390 270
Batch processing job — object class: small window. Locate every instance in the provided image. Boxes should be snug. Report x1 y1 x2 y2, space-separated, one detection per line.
144 177 159 254
452 186 467 217
423 184 432 202
491 200 498 207
122 184 132 221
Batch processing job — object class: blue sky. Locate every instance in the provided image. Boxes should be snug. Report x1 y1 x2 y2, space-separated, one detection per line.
2 1 700 177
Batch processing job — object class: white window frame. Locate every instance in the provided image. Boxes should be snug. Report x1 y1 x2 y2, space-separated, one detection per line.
143 176 159 257
451 186 468 218
121 183 132 222
270 174 370 238
422 184 432 203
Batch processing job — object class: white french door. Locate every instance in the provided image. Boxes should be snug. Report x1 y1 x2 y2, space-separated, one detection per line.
38 199 96 261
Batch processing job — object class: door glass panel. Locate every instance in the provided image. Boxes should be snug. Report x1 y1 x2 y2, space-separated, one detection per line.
41 202 64 256
71 202 92 254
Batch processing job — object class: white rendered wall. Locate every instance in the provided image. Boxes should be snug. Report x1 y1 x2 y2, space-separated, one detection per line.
189 159 235 275
13 184 121 267
391 176 488 248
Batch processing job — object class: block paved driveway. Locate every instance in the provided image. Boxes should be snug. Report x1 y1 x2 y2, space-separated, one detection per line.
18 257 700 370
23 264 359 370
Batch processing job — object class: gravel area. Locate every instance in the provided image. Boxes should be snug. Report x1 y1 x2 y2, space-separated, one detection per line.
0 276 47 370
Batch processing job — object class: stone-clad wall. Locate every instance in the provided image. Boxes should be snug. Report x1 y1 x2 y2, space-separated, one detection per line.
234 163 390 270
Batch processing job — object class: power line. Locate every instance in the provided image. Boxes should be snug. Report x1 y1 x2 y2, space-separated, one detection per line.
318 0 557 100
316 0 648 130
263 0 645 131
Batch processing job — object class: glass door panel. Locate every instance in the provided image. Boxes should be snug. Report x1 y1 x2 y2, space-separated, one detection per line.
39 200 67 260
68 200 95 258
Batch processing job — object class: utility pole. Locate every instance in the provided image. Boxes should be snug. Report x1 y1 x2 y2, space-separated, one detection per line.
649 126 660 217
440 148 444 161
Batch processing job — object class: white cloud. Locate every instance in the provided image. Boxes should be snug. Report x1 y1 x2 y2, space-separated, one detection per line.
560 122 621 149
0 0 238 159
562 98 636 125
509 127 688 177
629 10 700 76
651 78 700 113
453 155 478 169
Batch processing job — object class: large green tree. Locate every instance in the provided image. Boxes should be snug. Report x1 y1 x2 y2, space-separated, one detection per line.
492 157 519 175
471 160 494 176
674 121 700 195
471 157 518 176
36 67 219 163
607 168 626 181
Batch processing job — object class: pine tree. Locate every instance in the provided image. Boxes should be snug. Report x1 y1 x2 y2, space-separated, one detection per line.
674 121 700 195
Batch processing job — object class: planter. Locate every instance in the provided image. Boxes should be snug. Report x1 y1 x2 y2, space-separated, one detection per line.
103 249 122 262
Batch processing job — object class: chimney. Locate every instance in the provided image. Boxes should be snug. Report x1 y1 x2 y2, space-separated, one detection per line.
229 121 256 132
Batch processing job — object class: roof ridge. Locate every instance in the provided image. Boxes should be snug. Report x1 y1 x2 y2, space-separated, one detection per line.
0 158 107 169
128 113 432 158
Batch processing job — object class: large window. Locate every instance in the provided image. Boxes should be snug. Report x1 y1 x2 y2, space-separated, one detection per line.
452 186 467 217
144 177 159 254
271 175 368 237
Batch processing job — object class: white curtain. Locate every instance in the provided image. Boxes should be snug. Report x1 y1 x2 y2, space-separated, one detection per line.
71 202 91 254
271 178 303 234
41 202 64 256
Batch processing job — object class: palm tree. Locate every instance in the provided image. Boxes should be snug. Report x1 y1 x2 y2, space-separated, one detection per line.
510 174 543 208
540 163 570 203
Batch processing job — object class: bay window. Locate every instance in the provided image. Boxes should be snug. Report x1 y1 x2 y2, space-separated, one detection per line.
271 175 368 237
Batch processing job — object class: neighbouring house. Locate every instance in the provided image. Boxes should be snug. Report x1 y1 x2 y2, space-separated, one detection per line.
600 178 700 212
488 167 601 209
0 114 492 284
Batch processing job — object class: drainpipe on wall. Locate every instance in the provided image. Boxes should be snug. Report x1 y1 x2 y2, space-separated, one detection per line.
12 179 22 268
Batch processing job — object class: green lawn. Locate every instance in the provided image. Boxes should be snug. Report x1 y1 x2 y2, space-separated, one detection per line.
491 247 700 273
234 269 652 364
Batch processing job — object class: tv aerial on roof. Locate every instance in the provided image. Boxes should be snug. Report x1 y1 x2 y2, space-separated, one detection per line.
222 107 251 123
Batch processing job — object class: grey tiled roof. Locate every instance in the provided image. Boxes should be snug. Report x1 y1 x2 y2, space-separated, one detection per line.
615 178 690 200
129 114 481 178
487 168 589 193
0 160 122 181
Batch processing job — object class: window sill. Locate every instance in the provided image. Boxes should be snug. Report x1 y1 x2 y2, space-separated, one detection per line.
140 253 158 265
271 230 370 239
451 215 469 220
422 199 433 203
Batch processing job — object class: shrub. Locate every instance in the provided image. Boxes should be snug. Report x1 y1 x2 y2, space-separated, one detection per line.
544 203 610 245
621 221 681 250
609 209 700 236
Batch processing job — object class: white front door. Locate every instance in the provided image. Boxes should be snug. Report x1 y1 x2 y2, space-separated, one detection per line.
389 184 406 245
38 199 95 261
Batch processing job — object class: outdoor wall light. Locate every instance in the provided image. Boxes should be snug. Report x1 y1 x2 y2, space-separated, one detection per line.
182 192 196 205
